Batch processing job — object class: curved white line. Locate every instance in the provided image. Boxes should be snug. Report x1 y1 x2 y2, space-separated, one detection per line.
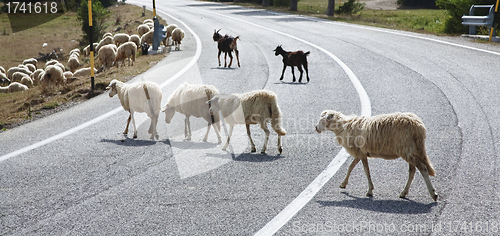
0 10 202 164
188 4 371 236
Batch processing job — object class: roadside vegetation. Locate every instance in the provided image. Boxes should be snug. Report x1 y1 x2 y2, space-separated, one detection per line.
0 2 168 131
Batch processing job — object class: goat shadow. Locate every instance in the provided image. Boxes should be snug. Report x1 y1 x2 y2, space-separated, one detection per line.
168 140 220 150
100 137 164 147
233 152 284 162
274 81 309 85
317 192 437 214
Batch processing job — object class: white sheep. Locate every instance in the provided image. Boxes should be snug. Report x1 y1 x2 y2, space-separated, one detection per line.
25 64 36 73
137 24 150 37
129 34 141 49
7 67 31 80
69 48 80 58
41 64 65 88
114 33 130 46
114 42 136 68
106 79 162 139
0 82 29 93
83 43 99 57
0 66 6 74
96 36 115 52
67 55 80 73
0 72 10 86
63 71 74 80
98 44 117 71
163 83 222 143
73 67 97 78
207 90 287 154
11 72 28 83
140 29 154 45
171 28 185 50
22 58 37 68
20 75 33 88
31 69 44 86
163 24 178 46
143 19 154 24
315 111 438 201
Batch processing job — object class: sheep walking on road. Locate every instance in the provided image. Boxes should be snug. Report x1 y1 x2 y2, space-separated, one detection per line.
171 28 185 50
274 45 310 83
315 111 438 201
107 79 162 140
163 83 222 143
207 90 286 154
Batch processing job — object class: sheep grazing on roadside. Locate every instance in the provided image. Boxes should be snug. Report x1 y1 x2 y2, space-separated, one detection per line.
163 83 222 143
69 48 80 58
143 19 154 24
96 36 115 52
98 44 117 71
31 69 44 86
274 45 310 83
63 71 74 80
73 67 97 78
0 82 29 93
41 64 65 89
114 33 130 46
171 28 185 50
83 43 99 57
106 79 162 139
44 60 65 72
140 29 154 45
137 24 150 37
67 55 80 73
207 90 286 154
22 58 37 68
163 24 177 46
115 42 137 68
0 72 10 86
7 67 31 80
212 29 240 68
11 72 28 83
25 64 36 73
103 32 113 38
315 111 438 201
0 66 5 74
129 34 141 49
20 75 33 88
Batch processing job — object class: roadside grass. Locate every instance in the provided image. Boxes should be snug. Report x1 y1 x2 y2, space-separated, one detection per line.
0 3 168 131
232 1 447 35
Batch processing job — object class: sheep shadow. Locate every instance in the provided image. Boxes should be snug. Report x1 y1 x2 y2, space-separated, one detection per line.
233 152 284 162
168 140 220 150
211 67 237 70
316 192 437 214
100 137 158 147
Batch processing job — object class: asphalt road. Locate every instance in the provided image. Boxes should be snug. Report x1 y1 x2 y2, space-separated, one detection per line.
1 0 500 235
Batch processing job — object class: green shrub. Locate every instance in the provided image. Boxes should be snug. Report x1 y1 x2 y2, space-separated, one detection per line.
436 0 499 34
76 0 110 45
338 0 365 15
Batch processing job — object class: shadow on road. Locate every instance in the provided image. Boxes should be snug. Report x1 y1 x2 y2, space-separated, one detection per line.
316 192 438 214
100 137 161 147
233 152 284 162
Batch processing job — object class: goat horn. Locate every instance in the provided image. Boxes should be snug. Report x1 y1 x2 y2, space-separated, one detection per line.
217 29 221 33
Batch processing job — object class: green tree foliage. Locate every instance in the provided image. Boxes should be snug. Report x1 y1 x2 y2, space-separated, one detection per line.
76 0 110 45
337 0 365 15
398 0 438 8
436 0 499 33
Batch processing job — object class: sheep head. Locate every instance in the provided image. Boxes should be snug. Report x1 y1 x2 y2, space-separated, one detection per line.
162 104 176 124
273 45 283 56
106 79 119 97
206 96 221 115
315 110 343 133
212 29 222 42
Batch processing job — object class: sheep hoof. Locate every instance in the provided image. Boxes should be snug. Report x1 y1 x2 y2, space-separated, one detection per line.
432 194 438 201
251 147 256 153
339 184 346 189
217 139 222 144
133 134 137 139
279 77 283 81
366 192 373 197
278 147 282 154
202 138 208 142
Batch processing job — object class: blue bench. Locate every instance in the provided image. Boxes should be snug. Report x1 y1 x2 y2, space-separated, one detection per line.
462 5 495 35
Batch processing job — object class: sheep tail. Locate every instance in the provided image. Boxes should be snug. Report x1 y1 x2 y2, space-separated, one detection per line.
270 98 286 136
423 155 436 177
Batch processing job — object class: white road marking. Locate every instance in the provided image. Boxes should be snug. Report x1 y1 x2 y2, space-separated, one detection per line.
0 9 202 164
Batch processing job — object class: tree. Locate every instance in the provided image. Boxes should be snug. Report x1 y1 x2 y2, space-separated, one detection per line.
262 0 269 7
290 0 298 11
76 0 109 45
326 0 335 16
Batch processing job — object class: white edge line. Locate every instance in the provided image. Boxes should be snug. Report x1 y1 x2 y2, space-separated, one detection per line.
0 9 202 163
190 5 371 236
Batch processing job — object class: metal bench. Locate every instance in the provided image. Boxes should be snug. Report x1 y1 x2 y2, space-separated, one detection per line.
462 5 495 35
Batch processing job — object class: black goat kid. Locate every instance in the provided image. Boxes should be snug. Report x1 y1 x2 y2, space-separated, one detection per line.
274 45 310 83
213 29 240 68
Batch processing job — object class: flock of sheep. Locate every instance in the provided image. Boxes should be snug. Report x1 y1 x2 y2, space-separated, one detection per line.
0 19 185 94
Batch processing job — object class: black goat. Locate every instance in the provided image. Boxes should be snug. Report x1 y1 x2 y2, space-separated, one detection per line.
213 29 240 68
274 45 310 83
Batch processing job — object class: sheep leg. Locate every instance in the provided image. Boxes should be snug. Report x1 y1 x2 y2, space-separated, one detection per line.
214 122 222 144
184 116 191 140
222 125 234 151
224 52 228 67
291 67 296 82
277 134 282 154
149 113 159 140
297 66 304 83
131 112 138 138
124 114 132 135
260 122 270 154
218 50 222 67
235 49 240 67
417 165 438 201
400 164 416 199
361 159 374 197
340 158 361 188
280 64 286 81
246 124 256 152
203 122 211 142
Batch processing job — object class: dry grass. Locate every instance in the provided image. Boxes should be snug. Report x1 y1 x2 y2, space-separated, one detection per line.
0 3 169 131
